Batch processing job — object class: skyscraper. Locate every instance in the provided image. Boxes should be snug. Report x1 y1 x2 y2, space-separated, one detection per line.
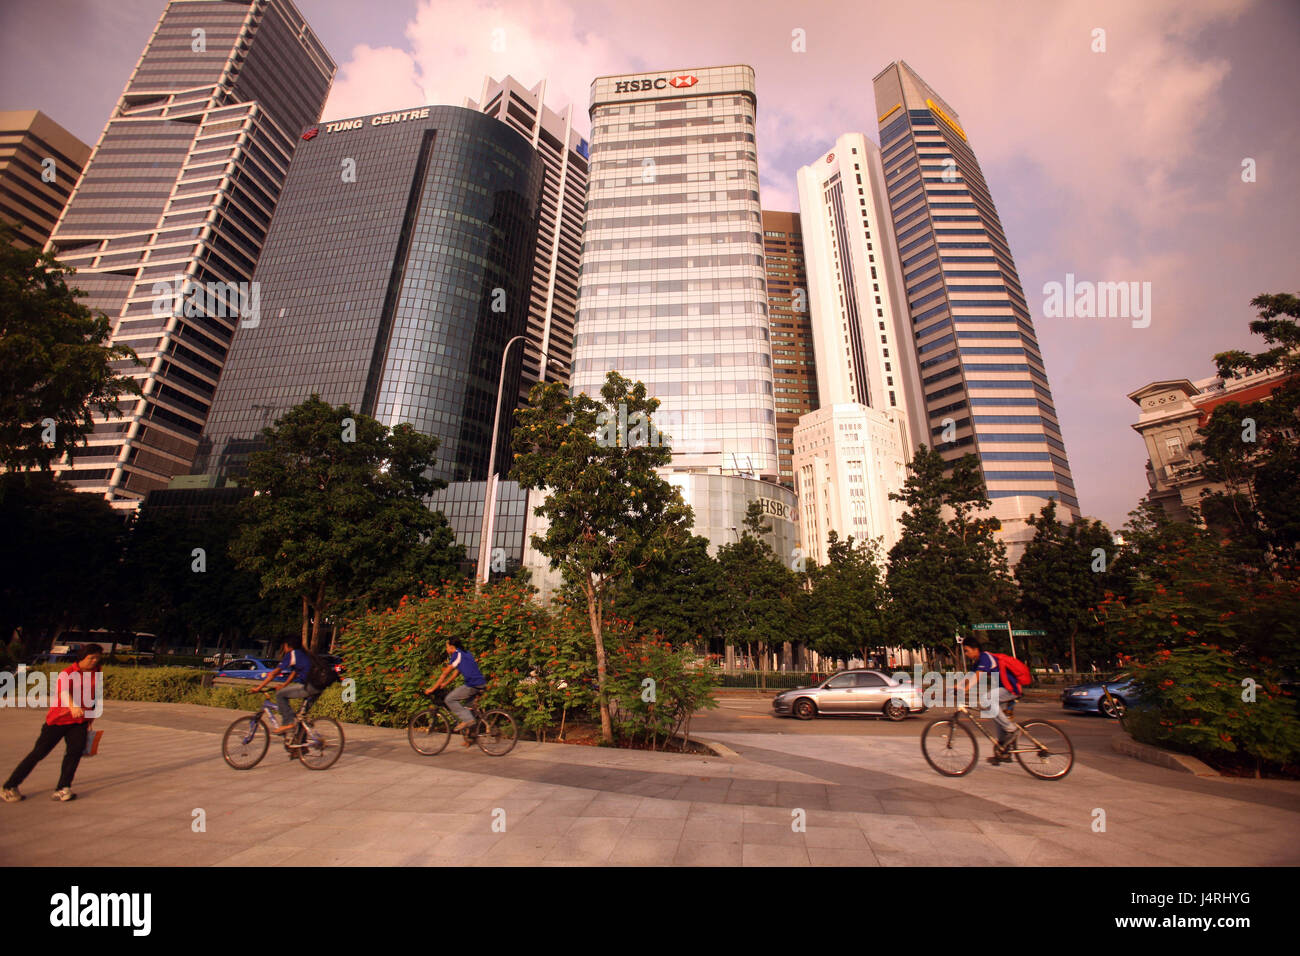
194 105 545 564
0 110 90 249
574 65 778 480
569 65 796 558
792 133 922 555
467 76 587 401
873 61 1079 558
195 106 544 482
762 210 818 489
45 0 335 510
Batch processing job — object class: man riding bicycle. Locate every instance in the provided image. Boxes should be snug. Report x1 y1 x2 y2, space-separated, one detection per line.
423 640 488 744
250 637 314 735
957 640 1023 764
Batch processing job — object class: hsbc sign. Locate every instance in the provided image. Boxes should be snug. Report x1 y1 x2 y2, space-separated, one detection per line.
613 74 698 93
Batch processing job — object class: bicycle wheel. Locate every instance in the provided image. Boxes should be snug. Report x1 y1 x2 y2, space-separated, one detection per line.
1014 720 1074 780
921 717 977 776
408 708 452 756
296 717 344 770
475 710 518 756
222 714 269 770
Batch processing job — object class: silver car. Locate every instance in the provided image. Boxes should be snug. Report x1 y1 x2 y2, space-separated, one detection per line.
772 670 925 721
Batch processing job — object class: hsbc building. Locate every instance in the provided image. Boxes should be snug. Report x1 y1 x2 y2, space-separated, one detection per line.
565 65 796 566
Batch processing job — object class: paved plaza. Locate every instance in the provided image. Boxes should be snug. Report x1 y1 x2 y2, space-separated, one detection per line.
2 702 1297 866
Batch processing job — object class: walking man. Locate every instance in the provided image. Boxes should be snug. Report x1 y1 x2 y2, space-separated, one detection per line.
3 644 103 802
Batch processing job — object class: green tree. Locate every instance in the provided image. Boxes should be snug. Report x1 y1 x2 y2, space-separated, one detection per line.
804 530 888 667
1194 292 1300 570
0 225 141 473
231 395 464 650
510 372 694 744
0 472 127 652
715 501 801 686
1015 499 1128 671
886 446 1015 652
122 502 297 657
607 532 724 648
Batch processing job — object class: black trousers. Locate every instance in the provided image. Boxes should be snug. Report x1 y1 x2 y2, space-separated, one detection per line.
4 722 89 791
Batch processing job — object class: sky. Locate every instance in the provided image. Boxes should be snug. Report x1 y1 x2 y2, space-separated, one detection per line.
2 0 1297 529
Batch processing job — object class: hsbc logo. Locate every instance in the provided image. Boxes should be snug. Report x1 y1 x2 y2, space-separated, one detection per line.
302 126 319 141
826 153 834 163
613 74 698 93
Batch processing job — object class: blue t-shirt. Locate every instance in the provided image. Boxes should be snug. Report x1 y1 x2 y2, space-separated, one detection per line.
279 649 311 684
971 651 1019 695
450 649 487 688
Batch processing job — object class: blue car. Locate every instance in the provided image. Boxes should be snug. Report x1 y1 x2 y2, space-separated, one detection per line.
1061 673 1142 719
214 658 283 681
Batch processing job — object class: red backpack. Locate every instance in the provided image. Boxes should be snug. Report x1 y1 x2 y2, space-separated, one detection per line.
992 653 1032 694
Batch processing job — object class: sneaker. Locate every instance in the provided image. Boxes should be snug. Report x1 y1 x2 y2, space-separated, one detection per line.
2 787 22 803
50 788 75 802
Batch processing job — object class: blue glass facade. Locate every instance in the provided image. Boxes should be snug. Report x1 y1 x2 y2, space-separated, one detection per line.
195 106 545 484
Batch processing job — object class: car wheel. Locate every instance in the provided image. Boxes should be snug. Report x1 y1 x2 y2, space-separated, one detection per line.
883 699 908 722
793 698 817 720
1100 695 1126 719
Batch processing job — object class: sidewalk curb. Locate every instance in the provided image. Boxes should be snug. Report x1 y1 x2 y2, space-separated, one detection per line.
693 737 741 759
1110 736 1219 776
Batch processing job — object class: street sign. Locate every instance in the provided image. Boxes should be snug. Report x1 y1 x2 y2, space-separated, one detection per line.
972 623 1007 630
1012 629 1045 636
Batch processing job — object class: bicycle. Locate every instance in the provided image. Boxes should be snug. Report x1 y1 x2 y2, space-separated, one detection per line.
407 688 518 757
921 699 1073 780
222 691 344 771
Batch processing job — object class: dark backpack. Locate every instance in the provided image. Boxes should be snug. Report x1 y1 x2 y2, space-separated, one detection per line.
306 651 340 691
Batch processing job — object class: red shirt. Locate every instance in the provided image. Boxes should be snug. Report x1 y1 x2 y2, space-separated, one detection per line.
46 664 99 726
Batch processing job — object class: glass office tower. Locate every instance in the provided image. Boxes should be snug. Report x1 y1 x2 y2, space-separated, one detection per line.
45 0 335 510
467 76 588 403
574 65 779 481
195 106 545 487
762 210 818 489
873 61 1079 560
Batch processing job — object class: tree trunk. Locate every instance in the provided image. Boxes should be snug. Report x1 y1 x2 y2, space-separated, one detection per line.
309 583 327 651
586 573 613 745
300 595 310 648
1069 626 1078 676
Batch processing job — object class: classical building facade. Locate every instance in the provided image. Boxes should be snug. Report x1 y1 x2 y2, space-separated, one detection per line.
1128 365 1294 522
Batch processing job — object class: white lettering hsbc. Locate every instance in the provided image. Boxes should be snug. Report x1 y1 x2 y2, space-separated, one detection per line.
323 108 431 134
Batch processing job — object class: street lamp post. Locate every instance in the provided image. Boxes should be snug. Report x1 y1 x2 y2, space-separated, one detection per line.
475 338 569 586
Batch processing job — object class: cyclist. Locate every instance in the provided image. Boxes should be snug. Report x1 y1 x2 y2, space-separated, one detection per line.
423 640 488 743
250 637 313 735
957 640 1022 763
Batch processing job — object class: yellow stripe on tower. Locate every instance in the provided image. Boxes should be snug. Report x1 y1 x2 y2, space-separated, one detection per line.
878 103 902 123
925 98 967 141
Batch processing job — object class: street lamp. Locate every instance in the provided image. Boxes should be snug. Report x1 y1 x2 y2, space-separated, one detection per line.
476 337 569 585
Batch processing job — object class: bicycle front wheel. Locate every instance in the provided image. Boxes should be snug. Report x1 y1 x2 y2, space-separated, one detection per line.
222 714 269 770
475 710 518 756
921 717 977 776
297 717 344 770
1014 720 1074 780
408 708 452 756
